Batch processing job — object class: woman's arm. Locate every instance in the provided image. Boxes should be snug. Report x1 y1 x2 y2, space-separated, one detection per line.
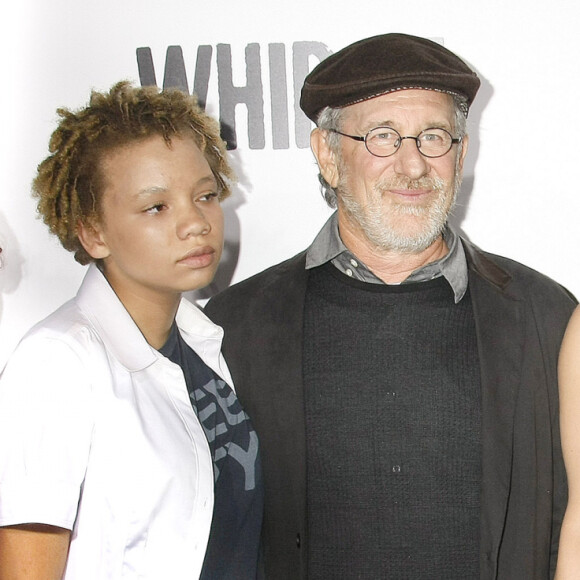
0 524 70 580
555 305 580 579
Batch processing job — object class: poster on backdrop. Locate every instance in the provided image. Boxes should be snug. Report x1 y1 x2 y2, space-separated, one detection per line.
1 0 580 367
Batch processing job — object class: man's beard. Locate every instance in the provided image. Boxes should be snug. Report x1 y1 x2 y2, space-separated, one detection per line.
338 171 462 254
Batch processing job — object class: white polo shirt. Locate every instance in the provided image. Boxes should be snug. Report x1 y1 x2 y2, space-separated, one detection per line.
0 264 231 579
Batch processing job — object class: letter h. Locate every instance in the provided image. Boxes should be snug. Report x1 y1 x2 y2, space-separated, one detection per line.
217 43 265 150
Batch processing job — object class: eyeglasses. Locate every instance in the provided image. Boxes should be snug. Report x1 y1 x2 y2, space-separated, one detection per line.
329 126 462 158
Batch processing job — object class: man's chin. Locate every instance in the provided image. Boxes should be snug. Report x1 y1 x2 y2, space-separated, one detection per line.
369 220 444 254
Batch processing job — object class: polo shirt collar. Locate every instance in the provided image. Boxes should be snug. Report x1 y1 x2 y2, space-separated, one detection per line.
305 211 468 303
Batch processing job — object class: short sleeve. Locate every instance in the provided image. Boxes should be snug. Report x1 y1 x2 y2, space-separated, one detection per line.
0 332 95 529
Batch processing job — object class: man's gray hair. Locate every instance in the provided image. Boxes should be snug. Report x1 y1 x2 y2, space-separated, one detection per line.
314 94 469 208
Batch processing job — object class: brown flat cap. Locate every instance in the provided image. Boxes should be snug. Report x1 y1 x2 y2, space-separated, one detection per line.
300 32 480 122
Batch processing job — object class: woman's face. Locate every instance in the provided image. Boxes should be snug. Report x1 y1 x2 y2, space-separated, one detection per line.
81 135 224 306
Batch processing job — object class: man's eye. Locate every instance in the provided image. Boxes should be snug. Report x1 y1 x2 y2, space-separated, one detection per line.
373 131 396 141
422 133 443 142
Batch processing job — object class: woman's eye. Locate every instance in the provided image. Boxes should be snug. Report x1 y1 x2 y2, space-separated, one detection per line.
145 203 166 214
198 192 219 202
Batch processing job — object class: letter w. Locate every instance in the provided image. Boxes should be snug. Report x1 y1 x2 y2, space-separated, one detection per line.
136 45 213 112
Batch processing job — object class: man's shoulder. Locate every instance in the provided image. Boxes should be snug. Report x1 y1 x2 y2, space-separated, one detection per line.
462 237 576 306
206 251 308 316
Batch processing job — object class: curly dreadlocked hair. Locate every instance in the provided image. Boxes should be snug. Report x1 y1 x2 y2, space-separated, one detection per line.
33 81 235 265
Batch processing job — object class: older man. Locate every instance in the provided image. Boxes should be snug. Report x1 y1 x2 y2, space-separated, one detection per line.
206 33 576 579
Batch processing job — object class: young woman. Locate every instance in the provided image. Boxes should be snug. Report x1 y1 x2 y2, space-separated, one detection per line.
0 81 262 579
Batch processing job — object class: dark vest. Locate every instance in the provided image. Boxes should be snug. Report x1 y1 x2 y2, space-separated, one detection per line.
303 263 481 579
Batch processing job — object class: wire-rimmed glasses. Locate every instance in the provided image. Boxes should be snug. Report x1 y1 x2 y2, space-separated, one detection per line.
329 126 462 158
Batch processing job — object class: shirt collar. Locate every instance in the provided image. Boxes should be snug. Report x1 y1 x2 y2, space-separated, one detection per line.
75 264 226 372
305 211 468 303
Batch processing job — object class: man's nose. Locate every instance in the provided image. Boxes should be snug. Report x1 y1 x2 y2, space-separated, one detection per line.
392 137 430 179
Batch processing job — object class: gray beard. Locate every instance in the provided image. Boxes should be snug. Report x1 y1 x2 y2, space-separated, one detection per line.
338 173 461 254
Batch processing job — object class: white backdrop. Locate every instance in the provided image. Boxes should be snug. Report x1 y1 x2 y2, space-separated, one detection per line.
1 0 580 367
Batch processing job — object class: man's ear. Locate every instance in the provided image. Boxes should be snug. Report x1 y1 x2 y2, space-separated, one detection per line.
77 219 110 260
457 134 469 174
310 128 340 188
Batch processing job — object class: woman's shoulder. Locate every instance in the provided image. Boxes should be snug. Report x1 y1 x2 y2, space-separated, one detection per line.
3 297 105 378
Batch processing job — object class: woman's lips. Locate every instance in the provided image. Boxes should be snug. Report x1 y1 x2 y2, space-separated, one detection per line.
177 246 216 268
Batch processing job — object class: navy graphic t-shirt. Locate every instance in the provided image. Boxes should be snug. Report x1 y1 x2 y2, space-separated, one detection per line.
160 324 263 579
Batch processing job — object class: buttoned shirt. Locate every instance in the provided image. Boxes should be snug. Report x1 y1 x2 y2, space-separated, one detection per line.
0 264 231 579
305 212 468 303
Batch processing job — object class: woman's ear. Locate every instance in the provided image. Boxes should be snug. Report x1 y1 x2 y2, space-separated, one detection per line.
76 219 110 260
310 128 340 188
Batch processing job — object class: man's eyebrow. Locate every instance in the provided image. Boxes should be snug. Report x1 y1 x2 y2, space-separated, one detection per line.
355 120 392 133
362 119 454 133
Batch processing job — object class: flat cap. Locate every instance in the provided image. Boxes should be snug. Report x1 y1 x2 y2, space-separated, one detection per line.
300 33 480 122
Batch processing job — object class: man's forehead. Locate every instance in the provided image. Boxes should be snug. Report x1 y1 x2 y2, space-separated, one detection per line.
341 89 455 125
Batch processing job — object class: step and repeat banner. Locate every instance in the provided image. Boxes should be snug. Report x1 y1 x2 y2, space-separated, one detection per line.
1 0 579 365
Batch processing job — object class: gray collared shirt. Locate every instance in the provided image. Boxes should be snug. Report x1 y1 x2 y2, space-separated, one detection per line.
305 212 468 303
